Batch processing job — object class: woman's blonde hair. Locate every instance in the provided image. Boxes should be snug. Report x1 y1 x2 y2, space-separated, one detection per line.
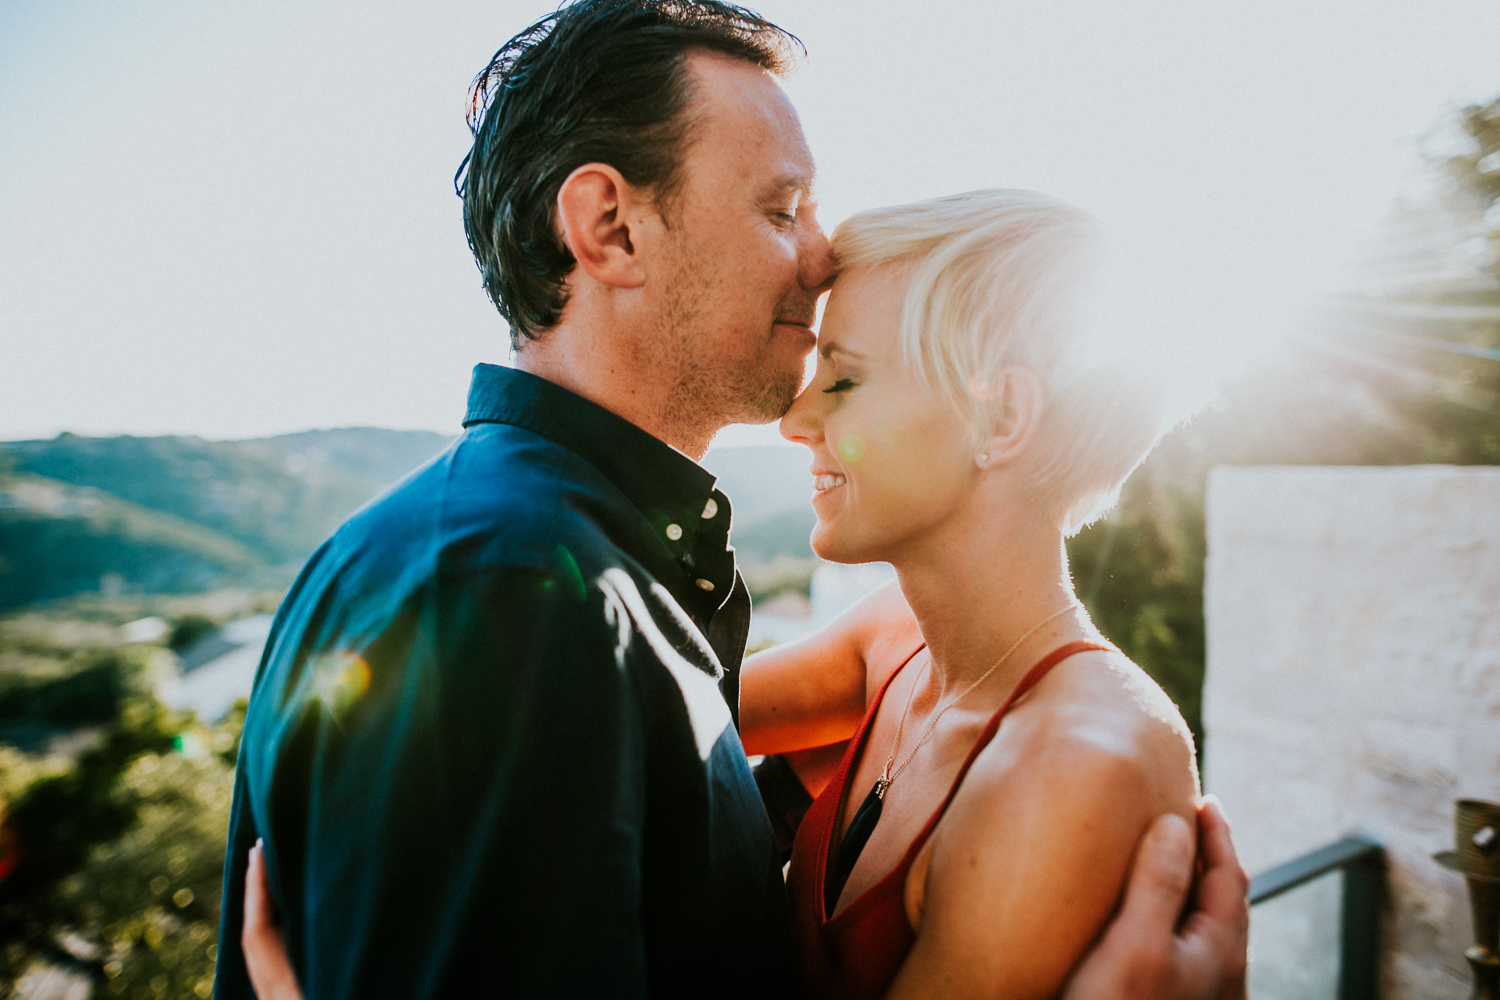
832 189 1161 535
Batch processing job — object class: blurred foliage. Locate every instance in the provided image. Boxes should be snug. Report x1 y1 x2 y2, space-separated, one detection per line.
0 597 247 999
742 554 820 603
167 617 218 655
1069 475 1206 751
1442 97 1500 279
732 508 817 562
0 654 130 756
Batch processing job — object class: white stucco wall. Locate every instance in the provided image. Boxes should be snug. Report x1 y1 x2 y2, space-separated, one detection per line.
1204 466 1500 999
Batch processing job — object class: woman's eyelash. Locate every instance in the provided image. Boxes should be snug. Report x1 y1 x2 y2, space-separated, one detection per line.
823 378 855 394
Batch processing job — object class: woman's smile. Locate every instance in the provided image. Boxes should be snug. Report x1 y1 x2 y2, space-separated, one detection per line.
781 262 979 565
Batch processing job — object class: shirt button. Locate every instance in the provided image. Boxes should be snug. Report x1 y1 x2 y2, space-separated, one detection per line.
665 523 683 541
701 498 718 520
695 578 715 592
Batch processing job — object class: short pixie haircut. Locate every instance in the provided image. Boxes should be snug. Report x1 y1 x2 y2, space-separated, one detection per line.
832 190 1162 535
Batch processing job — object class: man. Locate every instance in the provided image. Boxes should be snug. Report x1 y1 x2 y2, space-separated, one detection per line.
216 2 1250 997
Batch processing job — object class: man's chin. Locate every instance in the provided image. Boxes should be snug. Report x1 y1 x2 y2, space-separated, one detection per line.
718 366 803 426
740 382 802 425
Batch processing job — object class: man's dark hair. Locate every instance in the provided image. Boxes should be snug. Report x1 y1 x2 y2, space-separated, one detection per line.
458 0 801 346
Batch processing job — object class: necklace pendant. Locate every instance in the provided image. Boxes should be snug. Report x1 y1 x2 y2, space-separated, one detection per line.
874 777 891 800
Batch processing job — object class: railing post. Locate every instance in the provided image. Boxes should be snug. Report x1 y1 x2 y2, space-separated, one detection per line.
1248 836 1385 1000
1338 852 1383 1000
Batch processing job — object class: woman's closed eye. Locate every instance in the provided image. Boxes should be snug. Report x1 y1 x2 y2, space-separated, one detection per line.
822 378 856 395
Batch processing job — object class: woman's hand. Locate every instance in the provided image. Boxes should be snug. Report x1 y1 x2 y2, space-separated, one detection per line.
1061 798 1250 1000
242 840 304 1000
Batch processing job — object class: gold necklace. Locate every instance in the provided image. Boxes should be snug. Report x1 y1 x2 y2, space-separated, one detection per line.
873 602 1078 800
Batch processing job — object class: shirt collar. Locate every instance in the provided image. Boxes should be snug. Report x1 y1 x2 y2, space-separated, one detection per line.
462 364 737 617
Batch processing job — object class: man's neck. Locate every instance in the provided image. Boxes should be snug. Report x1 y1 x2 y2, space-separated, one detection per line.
514 327 717 461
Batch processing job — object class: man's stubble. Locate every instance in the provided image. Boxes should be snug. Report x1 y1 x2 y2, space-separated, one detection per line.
655 233 805 445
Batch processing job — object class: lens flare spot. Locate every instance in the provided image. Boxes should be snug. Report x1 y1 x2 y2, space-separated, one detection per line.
172 731 207 758
311 650 372 720
552 545 587 602
837 435 866 462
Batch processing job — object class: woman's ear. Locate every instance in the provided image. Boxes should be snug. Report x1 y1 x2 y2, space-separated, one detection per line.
974 367 1043 469
555 163 649 289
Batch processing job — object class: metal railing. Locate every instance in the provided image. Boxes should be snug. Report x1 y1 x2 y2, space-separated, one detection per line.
1248 835 1385 1000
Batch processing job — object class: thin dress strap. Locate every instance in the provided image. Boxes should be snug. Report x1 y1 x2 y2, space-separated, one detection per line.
821 639 1115 926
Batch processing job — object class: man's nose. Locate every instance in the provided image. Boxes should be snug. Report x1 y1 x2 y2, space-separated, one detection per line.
798 217 835 293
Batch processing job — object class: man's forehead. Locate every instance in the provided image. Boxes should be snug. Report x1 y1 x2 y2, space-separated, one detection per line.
685 51 815 176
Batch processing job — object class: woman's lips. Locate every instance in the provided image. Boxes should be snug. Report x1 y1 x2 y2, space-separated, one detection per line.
813 473 846 491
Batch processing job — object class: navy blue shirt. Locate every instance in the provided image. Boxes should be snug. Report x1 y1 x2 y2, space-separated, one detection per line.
215 365 792 998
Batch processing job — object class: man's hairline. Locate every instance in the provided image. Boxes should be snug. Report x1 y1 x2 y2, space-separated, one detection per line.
574 45 815 239
523 43 812 343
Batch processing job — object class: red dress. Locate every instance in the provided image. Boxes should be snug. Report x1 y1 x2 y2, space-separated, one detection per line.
786 640 1113 1000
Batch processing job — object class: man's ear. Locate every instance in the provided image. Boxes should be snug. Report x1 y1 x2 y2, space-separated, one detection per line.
556 163 649 289
974 367 1044 469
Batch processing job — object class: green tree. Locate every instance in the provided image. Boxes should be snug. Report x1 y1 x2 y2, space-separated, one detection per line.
0 610 244 997
168 616 218 654
1068 474 1206 752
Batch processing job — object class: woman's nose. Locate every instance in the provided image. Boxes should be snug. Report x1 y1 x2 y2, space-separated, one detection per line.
779 384 823 446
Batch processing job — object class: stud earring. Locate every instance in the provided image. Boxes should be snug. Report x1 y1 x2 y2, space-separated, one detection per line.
977 452 989 464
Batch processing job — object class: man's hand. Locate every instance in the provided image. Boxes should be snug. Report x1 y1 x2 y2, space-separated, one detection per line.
242 840 304 1000
1062 797 1250 1000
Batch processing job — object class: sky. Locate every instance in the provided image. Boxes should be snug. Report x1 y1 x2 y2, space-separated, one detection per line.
1 0 1498 446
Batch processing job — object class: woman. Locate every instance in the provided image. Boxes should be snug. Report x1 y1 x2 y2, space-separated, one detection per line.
736 190 1198 999
240 189 1200 999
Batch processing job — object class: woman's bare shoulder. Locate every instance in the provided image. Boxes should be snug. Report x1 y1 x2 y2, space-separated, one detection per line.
969 646 1199 825
900 648 1199 996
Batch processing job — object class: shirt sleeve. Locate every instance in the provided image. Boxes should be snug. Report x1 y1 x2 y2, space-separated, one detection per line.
216 564 649 1000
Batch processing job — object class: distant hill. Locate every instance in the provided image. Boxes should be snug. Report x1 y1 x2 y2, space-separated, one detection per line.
0 432 818 611
4 429 452 565
0 473 262 610
234 428 460 498
0 429 452 610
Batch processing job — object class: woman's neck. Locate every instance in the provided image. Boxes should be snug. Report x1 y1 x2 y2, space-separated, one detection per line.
892 507 1086 695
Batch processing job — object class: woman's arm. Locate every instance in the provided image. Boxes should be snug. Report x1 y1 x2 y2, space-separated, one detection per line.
890 656 1200 1000
739 580 922 756
242 841 303 1000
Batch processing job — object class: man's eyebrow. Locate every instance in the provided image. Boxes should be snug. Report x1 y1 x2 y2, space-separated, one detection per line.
762 173 816 199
